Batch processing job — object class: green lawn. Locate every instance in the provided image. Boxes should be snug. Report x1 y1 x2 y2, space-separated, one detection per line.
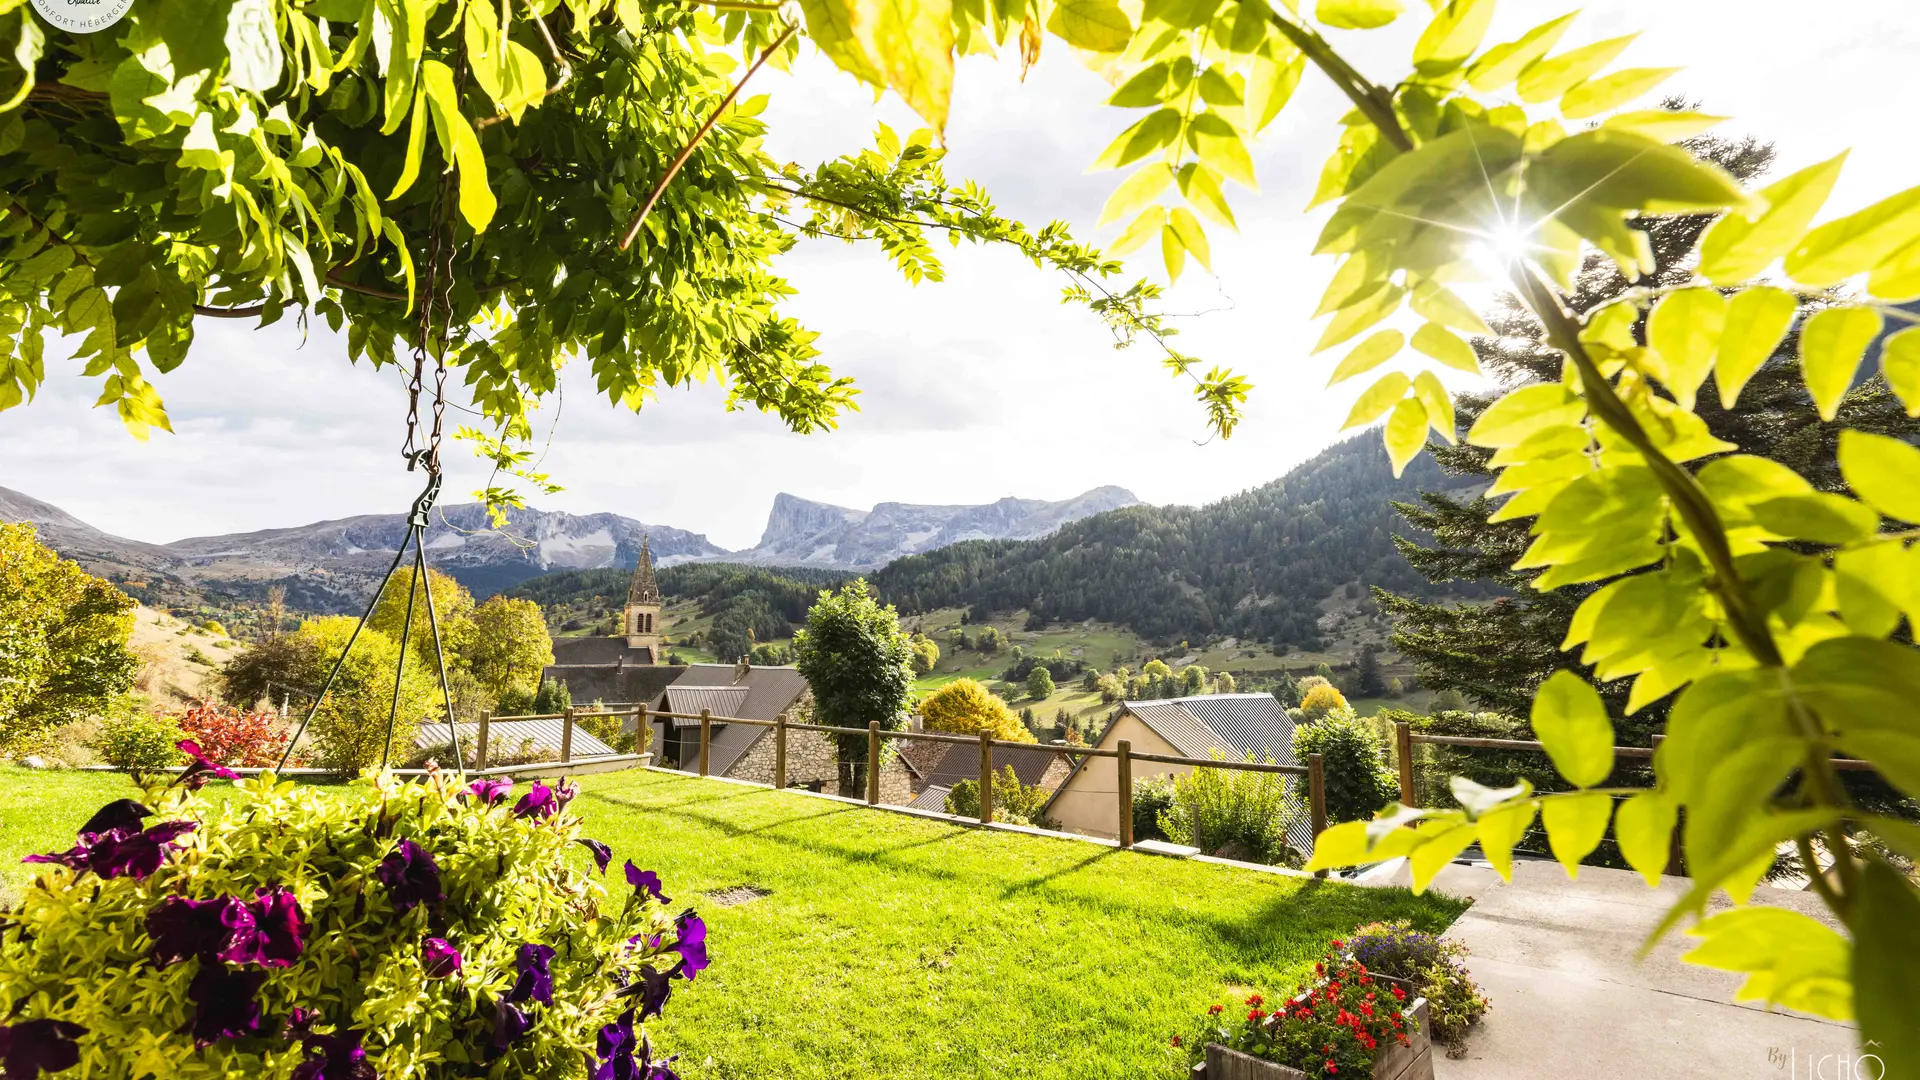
3 768 1468 1079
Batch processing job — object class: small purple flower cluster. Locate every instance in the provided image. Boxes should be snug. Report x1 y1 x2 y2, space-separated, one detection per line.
23 798 195 881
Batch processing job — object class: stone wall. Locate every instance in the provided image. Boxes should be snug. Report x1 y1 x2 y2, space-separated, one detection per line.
727 726 915 802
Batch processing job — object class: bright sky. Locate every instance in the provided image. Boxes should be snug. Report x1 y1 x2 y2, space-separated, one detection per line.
2 1 1915 550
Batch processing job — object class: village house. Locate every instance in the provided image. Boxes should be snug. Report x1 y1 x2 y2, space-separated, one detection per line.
1043 693 1299 839
895 739 1074 816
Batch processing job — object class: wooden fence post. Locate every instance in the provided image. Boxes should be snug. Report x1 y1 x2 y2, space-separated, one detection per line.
1117 739 1134 848
978 731 993 825
476 712 490 772
1396 721 1416 808
635 705 648 757
561 707 576 764
1308 752 1329 879
1653 734 1684 877
866 722 881 805
774 712 788 789
698 710 712 778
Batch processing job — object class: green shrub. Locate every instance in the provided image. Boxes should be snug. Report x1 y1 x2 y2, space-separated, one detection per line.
945 765 1051 825
4 769 704 1077
295 618 439 773
1131 776 1177 842
1292 709 1397 824
1348 920 1490 1052
89 698 187 770
1155 756 1300 866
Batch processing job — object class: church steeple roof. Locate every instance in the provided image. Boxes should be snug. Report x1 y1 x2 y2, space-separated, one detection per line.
628 535 662 605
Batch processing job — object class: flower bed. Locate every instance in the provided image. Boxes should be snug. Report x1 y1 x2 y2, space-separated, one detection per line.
0 742 705 1079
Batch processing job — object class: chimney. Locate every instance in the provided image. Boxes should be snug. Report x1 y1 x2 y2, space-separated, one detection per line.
736 654 750 680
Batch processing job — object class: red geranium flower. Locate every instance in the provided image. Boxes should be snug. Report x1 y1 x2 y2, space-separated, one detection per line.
1208 1004 1223 1016
1171 1036 1182 1048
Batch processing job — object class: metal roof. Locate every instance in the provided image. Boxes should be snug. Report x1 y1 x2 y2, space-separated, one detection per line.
905 741 1071 791
647 665 812 776
908 784 952 812
662 686 749 727
412 717 618 759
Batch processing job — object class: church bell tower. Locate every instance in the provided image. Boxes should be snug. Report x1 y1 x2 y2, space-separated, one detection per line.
623 535 664 662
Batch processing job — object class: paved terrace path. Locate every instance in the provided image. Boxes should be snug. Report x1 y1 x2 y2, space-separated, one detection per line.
1358 860 1860 1080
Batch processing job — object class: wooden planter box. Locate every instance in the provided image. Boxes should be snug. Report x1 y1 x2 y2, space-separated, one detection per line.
1192 996 1433 1080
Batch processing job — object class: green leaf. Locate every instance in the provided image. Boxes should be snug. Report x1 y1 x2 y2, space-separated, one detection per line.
1516 34 1638 104
1411 370 1454 444
1167 207 1210 271
1099 163 1174 226
1466 382 1585 448
800 0 886 86
1184 113 1256 190
1644 286 1725 411
1786 182 1920 288
1196 67 1242 107
1 14 43 112
1314 250 1386 316
1698 152 1848 284
1314 282 1404 353
1384 396 1429 476
857 0 956 134
1411 0 1493 75
1799 305 1883 421
177 113 228 172
1883 327 1920 417
1449 776 1532 817
1540 791 1612 878
1532 129 1752 214
1749 492 1879 544
1048 0 1133 52
1598 109 1727 143
1094 108 1182 170
377 0 426 136
1406 821 1478 892
1834 543 1906 639
1316 0 1403 30
1466 10 1576 91
1531 671 1615 787
1409 279 1491 336
1474 800 1536 879
1686 906 1854 1020
1840 430 1920 524
1244 47 1305 133
1109 61 1174 107
1713 286 1797 408
1855 860 1920 1054
1176 163 1237 229
423 60 497 231
1343 371 1412 429
1108 205 1166 256
1409 323 1480 375
1326 329 1404 387
1614 791 1676 886
224 0 286 94
1869 233 1920 302
1160 224 1187 282
387 84 430 199
1560 67 1679 120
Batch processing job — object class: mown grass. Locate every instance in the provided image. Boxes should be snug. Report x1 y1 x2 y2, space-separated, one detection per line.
3 768 1468 1079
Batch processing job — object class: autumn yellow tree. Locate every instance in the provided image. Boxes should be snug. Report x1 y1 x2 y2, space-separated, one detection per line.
919 679 1033 743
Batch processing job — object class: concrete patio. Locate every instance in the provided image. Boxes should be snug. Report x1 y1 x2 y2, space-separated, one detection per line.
1356 859 1861 1080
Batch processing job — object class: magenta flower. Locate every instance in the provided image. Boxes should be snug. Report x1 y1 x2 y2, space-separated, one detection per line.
512 782 558 820
556 781 578 811
634 965 674 1021
27 821 196 881
487 1000 532 1056
174 739 240 790
421 937 462 979
623 862 670 905
591 1008 636 1080
671 912 708 980
285 1008 319 1039
576 838 612 873
78 799 151 838
506 943 555 1006
374 840 443 913
0 1019 87 1079
235 888 307 967
466 778 513 806
186 964 267 1044
291 1029 376 1080
148 895 253 967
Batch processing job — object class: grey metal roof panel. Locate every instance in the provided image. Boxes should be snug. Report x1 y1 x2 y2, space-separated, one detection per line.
1123 694 1297 763
1122 701 1218 758
663 686 749 727
412 717 617 759
907 741 1071 791
909 784 952 812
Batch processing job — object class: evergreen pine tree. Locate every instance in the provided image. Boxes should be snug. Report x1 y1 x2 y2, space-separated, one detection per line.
1380 116 1920 742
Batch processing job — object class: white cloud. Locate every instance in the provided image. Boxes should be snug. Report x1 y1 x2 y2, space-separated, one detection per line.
3 1 1915 550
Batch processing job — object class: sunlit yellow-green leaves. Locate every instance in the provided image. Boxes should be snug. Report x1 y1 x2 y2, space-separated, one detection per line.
1411 370 1455 443
803 0 956 133
1613 791 1676 885
1883 327 1920 416
1326 329 1404 386
1047 0 1133 53
1786 182 1920 287
1698 152 1847 283
1541 792 1612 877
1599 109 1726 143
1714 287 1797 408
1560 67 1678 120
1409 278 1491 336
1515 34 1637 104
1344 371 1411 428
1385 396 1430 475
1186 113 1257 189
1840 430 1920 524
1646 286 1724 410
1685 907 1854 1020
1315 282 1405 352
1854 861 1920 1065
1799 305 1883 421
1411 322 1480 374
1531 671 1615 787
1317 0 1404 31
1465 10 1575 91
422 60 496 230
1099 162 1174 225
1411 0 1494 76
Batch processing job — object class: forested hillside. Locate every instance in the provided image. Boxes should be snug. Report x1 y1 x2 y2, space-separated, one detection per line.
871 436 1481 650
505 563 850 660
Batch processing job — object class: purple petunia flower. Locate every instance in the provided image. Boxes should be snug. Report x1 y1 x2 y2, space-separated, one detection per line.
285 1008 319 1039
174 739 240 790
505 943 555 1006
26 821 196 881
291 1029 376 1080
421 937 462 979
0 1019 87 1079
78 799 151 838
556 781 578 811
623 862 670 905
670 912 708 981
512 782 557 820
148 895 253 967
576 838 612 874
235 887 307 967
487 999 533 1056
186 964 268 1044
634 965 674 1021
374 840 443 914
466 778 513 806
591 1008 637 1080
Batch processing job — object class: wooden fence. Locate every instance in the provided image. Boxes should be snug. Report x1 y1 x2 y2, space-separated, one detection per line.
638 707 1332 869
